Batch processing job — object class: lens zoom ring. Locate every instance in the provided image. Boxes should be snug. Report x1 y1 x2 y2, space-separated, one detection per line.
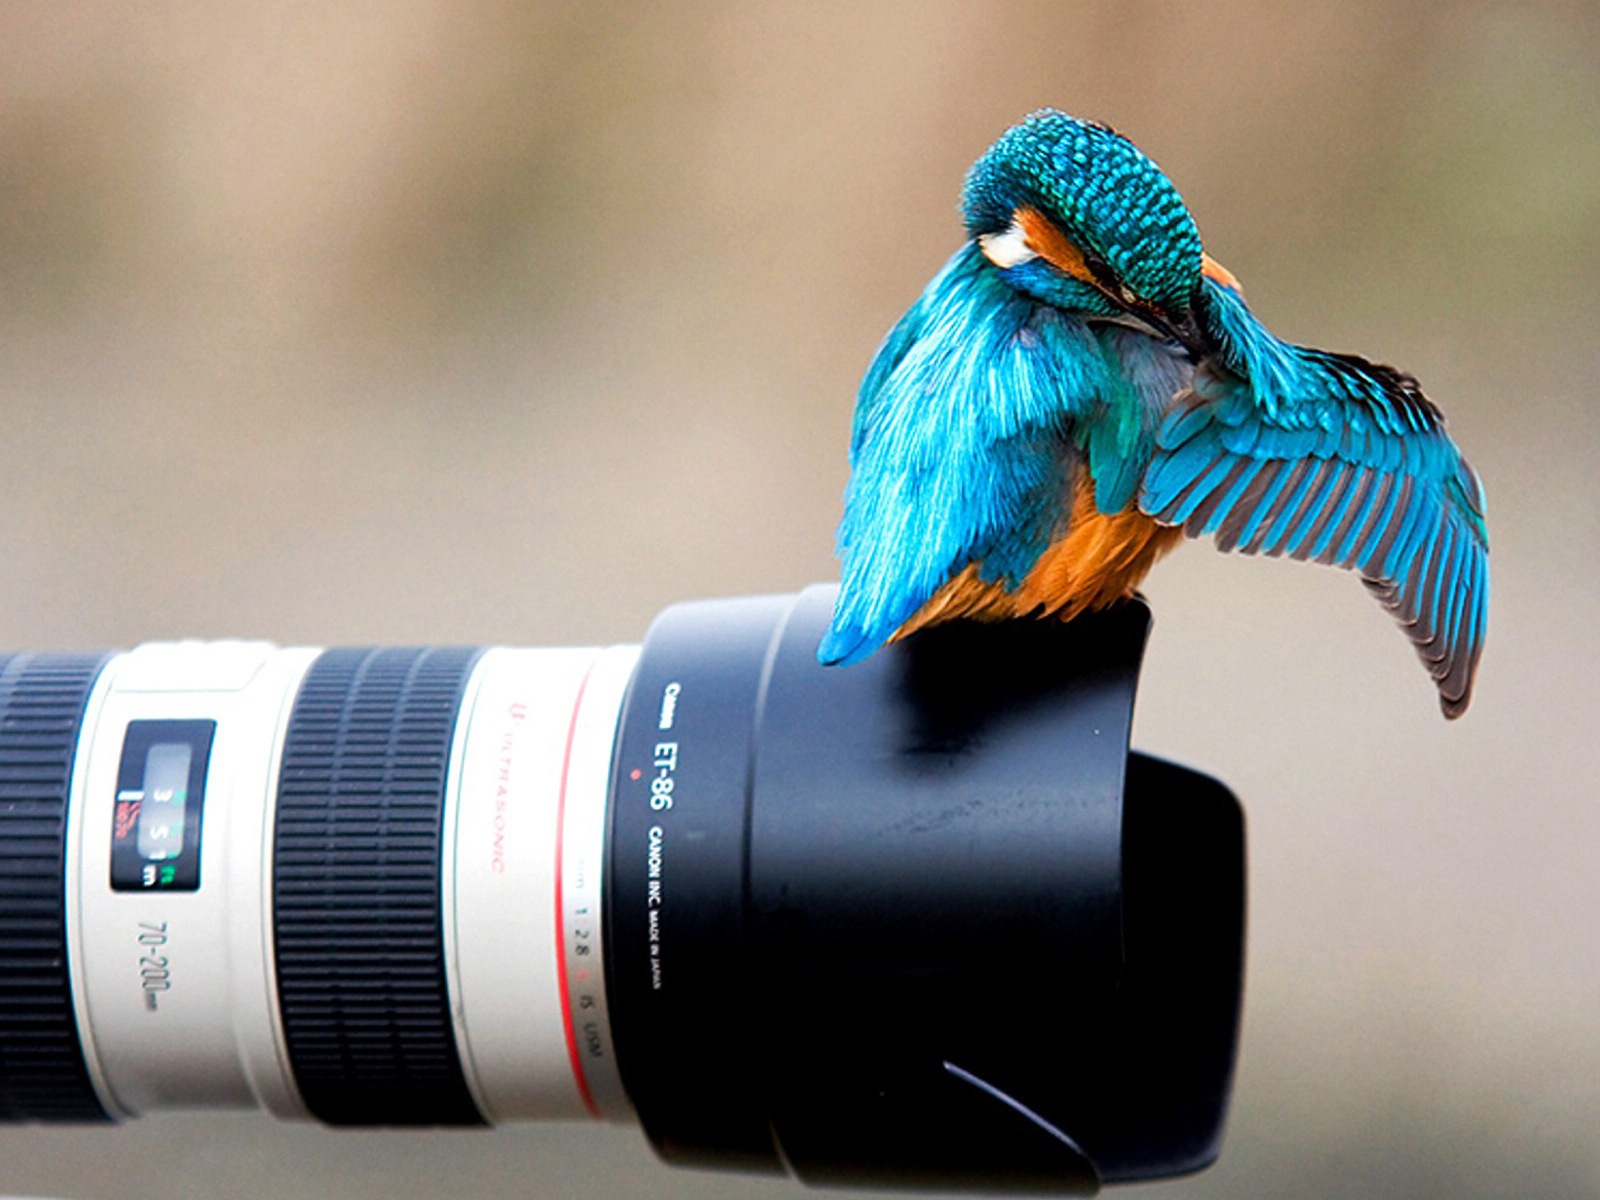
273 646 484 1126
0 652 113 1122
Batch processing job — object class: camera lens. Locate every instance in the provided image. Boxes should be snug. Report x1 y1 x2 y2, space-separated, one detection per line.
0 585 1245 1195
606 586 1245 1191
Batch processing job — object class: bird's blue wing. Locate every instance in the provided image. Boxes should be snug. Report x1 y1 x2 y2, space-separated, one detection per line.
1140 278 1488 716
820 243 1115 666
1084 325 1192 514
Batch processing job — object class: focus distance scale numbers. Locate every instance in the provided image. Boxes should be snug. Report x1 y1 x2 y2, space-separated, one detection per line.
70 641 322 1118
61 639 641 1127
109 720 215 893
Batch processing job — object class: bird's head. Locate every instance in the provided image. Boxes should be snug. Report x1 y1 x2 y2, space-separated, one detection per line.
963 110 1206 351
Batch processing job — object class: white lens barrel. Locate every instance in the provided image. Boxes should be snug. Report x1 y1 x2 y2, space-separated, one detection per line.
55 641 635 1126
68 642 319 1119
4 590 1248 1196
445 645 635 1123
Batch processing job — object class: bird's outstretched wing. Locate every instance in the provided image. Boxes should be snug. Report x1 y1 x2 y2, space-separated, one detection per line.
820 244 1117 666
1140 277 1488 716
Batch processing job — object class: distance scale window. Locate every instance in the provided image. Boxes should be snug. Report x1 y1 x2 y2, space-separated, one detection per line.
109 719 216 892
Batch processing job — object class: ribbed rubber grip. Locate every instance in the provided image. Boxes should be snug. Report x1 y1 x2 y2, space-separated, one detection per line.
0 652 113 1122
273 646 485 1126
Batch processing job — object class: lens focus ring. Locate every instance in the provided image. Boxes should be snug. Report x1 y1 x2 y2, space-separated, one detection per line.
273 646 484 1126
0 652 114 1122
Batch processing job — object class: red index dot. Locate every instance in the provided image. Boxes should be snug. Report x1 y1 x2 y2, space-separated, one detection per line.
630 768 642 780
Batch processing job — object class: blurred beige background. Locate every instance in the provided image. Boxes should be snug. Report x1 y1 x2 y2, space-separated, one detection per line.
0 2 1597 1197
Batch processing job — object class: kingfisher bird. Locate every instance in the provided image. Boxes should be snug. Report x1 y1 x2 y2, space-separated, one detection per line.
819 110 1488 717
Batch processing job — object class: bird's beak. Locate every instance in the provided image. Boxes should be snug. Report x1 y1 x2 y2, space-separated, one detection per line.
1138 306 1207 358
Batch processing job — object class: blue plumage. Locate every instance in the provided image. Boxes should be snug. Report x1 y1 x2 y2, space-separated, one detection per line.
1140 273 1488 711
824 109 1488 717
820 243 1113 665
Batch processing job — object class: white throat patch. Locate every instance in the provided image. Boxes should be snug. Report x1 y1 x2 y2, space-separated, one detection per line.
977 221 1037 269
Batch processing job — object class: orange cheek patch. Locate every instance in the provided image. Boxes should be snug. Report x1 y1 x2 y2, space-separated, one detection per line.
1202 253 1243 294
1015 206 1097 286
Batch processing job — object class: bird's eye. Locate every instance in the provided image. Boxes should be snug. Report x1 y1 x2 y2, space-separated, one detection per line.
1078 252 1141 308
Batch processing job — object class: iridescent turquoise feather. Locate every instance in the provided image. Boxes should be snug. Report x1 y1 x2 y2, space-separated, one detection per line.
823 109 1488 716
821 242 1120 665
1138 275 1488 713
964 113 1201 315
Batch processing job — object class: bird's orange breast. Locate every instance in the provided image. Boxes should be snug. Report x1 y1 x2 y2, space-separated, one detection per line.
895 475 1181 639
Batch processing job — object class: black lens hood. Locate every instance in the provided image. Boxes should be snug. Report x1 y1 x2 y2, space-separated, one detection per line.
606 585 1244 1194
